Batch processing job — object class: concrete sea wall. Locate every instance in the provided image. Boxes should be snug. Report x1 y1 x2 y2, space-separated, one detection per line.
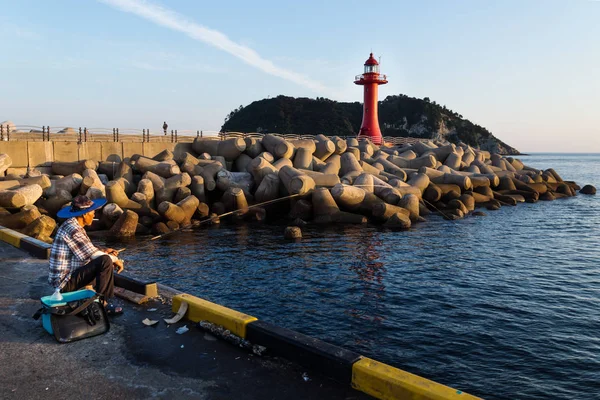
0 141 193 172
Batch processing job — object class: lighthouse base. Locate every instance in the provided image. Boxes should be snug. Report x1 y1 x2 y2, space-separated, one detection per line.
357 131 383 145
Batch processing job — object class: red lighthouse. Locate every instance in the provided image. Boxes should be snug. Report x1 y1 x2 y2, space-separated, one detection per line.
354 53 387 145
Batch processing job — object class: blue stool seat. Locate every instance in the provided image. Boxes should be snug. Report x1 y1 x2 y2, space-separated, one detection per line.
40 289 97 335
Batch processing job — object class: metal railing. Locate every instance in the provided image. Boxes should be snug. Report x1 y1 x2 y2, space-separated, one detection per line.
0 123 426 146
354 74 387 82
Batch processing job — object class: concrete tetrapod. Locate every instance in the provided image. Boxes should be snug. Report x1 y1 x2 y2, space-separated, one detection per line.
434 183 462 200
137 179 155 209
248 157 278 186
174 187 192 204
135 156 180 178
196 202 210 218
262 134 294 159
311 187 366 224
398 193 420 221
388 154 436 169
388 180 423 199
152 149 174 162
254 173 280 203
51 160 98 176
423 183 443 203
293 147 314 170
371 175 402 205
383 212 412 229
235 154 253 173
0 184 43 208
257 152 275 163
373 156 407 180
340 152 363 176
21 215 56 242
359 161 382 176
432 173 472 191
331 184 366 212
353 173 374 193
330 136 347 155
406 172 431 194
443 151 462 170
314 135 335 160
299 170 340 188
450 171 496 188
85 187 104 200
19 175 52 190
178 152 200 168
0 205 41 229
289 139 316 154
221 187 249 215
198 161 223 192
190 176 206 203
114 162 135 196
101 203 123 228
340 171 363 185
192 137 246 160
80 169 105 196
320 161 341 176
37 189 72 217
323 154 341 169
109 210 139 238
372 202 411 222
345 147 361 160
284 226 302 240
106 180 143 210
580 185 596 195
279 166 315 196
155 173 193 204
0 181 20 191
158 195 200 225
44 174 83 197
311 187 339 219
244 138 263 158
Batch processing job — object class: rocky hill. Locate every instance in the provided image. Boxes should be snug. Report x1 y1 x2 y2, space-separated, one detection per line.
222 94 519 154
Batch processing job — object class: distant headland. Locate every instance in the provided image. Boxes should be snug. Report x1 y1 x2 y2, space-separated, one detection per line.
222 94 519 155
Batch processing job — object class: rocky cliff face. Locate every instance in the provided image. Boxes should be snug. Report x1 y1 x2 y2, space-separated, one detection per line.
222 94 520 154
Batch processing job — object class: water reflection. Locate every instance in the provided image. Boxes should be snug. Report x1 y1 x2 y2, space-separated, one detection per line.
348 229 386 324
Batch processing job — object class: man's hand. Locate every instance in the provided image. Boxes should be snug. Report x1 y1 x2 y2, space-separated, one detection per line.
113 259 124 274
104 248 120 257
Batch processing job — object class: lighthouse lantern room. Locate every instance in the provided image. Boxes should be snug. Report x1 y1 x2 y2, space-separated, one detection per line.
354 53 387 145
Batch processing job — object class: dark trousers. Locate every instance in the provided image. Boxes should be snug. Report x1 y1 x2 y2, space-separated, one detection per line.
62 255 115 299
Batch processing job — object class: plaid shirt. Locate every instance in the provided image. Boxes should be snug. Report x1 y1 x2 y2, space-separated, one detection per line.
48 218 99 289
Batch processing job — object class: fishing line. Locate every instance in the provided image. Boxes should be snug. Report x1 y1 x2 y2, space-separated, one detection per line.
350 184 456 221
147 193 302 241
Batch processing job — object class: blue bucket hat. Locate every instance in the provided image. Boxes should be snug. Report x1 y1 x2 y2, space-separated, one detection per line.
57 195 107 219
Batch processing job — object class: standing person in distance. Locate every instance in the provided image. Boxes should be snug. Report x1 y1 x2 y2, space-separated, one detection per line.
163 121 168 135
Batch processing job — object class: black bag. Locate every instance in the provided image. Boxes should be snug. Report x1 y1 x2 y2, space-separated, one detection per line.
33 294 110 343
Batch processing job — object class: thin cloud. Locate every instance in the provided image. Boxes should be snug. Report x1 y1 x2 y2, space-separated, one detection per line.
0 21 41 40
99 0 336 96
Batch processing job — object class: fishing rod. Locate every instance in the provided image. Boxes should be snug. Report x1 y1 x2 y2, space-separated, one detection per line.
147 193 303 241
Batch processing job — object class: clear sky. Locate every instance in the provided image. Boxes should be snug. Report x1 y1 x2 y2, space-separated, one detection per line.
0 0 598 152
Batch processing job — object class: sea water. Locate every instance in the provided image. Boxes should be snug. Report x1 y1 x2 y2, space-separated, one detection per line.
117 153 600 399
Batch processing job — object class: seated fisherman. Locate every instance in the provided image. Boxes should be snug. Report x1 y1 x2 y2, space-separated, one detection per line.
49 195 125 315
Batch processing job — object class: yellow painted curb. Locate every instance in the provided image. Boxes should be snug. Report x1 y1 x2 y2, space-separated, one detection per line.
172 293 257 338
0 227 26 247
352 357 481 400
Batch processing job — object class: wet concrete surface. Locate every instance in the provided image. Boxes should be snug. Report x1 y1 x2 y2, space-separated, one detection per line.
0 243 371 400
